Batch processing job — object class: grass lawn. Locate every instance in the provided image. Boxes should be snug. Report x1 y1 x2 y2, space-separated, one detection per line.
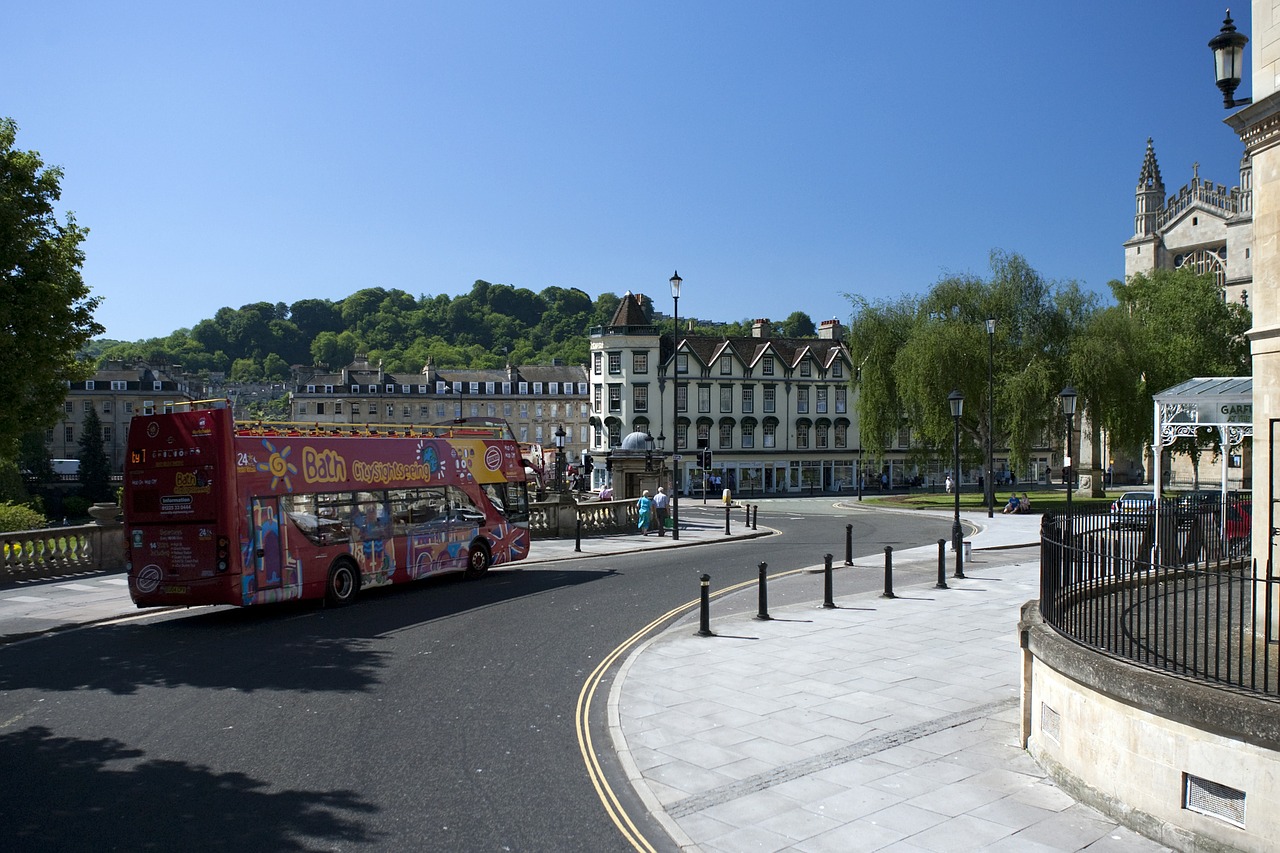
863 487 1117 515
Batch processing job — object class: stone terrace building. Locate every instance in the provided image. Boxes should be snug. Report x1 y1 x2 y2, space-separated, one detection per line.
289 355 591 471
49 361 201 473
590 293 858 495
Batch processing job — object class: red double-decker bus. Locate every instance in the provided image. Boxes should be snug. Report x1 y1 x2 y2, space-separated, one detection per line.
123 401 531 608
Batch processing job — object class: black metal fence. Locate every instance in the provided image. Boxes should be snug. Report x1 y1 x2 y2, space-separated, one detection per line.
1039 497 1280 698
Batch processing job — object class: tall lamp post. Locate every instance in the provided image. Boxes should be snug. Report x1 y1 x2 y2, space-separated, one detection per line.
553 424 567 494
986 317 996 518
948 390 964 558
1060 387 1077 527
669 271 682 541
1210 11 1251 109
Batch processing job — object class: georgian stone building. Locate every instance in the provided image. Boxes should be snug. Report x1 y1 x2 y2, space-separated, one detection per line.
288 355 591 475
589 293 858 495
48 361 200 473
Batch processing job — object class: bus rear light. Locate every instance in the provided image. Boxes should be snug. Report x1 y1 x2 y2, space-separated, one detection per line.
216 536 230 572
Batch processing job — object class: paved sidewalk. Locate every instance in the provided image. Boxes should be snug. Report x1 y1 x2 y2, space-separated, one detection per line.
608 509 1171 852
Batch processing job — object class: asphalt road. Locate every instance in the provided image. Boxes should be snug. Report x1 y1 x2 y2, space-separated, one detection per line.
0 500 955 852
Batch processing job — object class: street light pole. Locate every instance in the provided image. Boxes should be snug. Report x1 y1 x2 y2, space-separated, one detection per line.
670 271 682 541
554 424 567 494
1060 386 1077 534
986 317 995 518
948 389 964 558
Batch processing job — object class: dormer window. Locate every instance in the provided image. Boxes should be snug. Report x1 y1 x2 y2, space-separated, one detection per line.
762 356 775 376
800 361 811 377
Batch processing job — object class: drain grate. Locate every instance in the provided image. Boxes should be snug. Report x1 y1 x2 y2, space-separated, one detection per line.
1184 773 1246 828
1040 702 1060 743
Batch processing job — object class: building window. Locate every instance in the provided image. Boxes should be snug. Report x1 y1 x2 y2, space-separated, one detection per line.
471 382 480 394
64 425 74 442
402 405 411 417
111 380 127 391
608 352 622 375
143 401 155 415
64 401 73 414
835 388 847 413
317 402 326 415
676 384 687 413
832 361 843 378
763 421 776 448
676 422 687 450
593 352 602 375
800 361 811 377
762 356 774 376
633 352 648 374
535 403 544 418
720 385 733 413
102 401 112 414
698 386 711 413
719 355 732 375
608 385 622 413
719 422 733 449
741 421 755 448
103 425 113 443
763 386 776 413
634 385 648 413
898 425 911 448
742 386 754 414
85 380 95 391
677 353 689 374
797 422 810 449
298 403 308 416
816 423 829 448
124 402 133 414
697 422 711 450
797 388 809 414
593 384 603 410
83 401 93 413
533 383 543 395
816 388 828 414
335 402 344 414
386 404 395 418
835 422 848 448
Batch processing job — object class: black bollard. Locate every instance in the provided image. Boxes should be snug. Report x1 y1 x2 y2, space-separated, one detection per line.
751 505 758 530
954 537 966 580
744 504 750 527
575 517 582 553
881 546 895 599
936 538 948 589
844 524 853 566
724 504 731 535
823 553 836 609
755 562 771 620
697 574 714 636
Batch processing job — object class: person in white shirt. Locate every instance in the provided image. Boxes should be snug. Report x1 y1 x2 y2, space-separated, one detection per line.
652 486 670 536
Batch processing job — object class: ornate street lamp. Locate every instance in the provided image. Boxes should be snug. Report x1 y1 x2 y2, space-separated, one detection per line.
1210 10 1251 109
948 390 964 576
986 317 996 518
554 424 567 494
669 270 682 540
1060 386 1077 525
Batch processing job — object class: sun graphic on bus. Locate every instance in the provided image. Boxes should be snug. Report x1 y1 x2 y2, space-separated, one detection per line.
416 440 441 476
257 439 297 492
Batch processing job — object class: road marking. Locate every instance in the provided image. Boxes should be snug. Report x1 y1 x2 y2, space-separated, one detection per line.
0 596 46 604
100 578 128 586
55 584 99 591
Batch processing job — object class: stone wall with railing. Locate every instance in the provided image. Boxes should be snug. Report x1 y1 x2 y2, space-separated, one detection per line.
2 510 126 585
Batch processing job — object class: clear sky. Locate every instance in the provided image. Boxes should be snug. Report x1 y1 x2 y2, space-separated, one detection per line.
5 1 1250 343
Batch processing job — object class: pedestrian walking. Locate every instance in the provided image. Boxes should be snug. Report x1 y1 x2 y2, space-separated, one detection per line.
637 490 653 535
652 486 670 536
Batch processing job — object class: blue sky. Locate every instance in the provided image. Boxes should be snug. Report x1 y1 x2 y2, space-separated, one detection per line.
6 2 1250 343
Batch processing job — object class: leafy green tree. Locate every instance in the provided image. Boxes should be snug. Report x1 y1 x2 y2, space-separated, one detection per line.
0 118 103 457
77 407 113 503
229 357 262 382
848 251 1083 479
261 352 290 379
778 311 817 338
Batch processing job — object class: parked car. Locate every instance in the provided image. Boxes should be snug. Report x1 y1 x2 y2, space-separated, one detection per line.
1109 491 1159 530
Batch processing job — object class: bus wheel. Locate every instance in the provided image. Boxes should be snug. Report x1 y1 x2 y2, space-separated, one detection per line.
465 543 491 579
326 560 360 606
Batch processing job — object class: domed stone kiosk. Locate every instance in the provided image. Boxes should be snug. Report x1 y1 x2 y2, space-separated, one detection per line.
607 431 668 500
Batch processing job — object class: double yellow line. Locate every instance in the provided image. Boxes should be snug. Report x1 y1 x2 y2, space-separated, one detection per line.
573 565 809 851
